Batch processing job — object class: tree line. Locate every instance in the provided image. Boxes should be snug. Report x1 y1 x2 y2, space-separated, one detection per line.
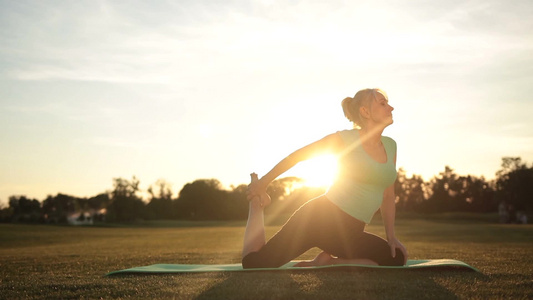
1 157 531 224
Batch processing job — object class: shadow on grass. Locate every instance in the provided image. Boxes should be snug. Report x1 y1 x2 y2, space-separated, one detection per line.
192 268 483 300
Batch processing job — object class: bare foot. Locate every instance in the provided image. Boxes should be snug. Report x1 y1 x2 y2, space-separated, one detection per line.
328 257 378 266
294 252 378 267
294 251 333 267
250 173 271 207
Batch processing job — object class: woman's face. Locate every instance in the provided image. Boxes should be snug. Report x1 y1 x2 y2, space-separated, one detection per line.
370 92 394 126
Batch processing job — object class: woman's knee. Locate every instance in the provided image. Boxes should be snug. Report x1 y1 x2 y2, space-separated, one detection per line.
380 248 405 266
241 253 257 269
242 251 276 269
393 248 406 266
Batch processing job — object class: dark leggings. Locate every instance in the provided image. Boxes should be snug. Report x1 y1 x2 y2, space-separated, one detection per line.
242 196 404 269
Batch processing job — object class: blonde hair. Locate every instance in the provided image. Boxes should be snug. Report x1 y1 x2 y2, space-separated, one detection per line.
341 88 388 129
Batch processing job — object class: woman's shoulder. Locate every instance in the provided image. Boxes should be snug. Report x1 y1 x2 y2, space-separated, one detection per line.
336 128 356 134
381 135 396 143
381 136 397 149
335 129 358 143
335 129 358 137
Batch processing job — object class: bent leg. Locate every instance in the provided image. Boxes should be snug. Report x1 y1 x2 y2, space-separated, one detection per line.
242 197 266 257
242 174 267 258
302 200 405 266
324 229 405 266
352 232 405 266
242 196 404 268
242 196 331 268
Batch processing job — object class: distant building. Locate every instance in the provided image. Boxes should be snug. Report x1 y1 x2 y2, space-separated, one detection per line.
67 208 106 225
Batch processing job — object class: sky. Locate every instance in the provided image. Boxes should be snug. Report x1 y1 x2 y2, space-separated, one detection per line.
1 0 532 204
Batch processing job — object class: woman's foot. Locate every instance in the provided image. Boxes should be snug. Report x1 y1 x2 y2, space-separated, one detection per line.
250 173 271 207
294 251 333 267
294 252 379 267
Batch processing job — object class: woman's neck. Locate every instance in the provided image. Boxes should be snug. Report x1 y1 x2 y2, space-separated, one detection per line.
359 126 384 145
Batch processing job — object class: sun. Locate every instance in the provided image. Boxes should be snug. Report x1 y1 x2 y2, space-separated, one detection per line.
290 154 338 188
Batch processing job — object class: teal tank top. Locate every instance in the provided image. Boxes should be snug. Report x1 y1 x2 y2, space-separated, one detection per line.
326 129 397 224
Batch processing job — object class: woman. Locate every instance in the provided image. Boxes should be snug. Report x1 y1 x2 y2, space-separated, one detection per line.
243 88 408 269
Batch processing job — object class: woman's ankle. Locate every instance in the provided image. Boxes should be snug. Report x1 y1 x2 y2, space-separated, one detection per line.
249 197 264 210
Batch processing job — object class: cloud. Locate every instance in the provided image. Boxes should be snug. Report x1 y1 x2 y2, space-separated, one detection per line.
2 0 531 89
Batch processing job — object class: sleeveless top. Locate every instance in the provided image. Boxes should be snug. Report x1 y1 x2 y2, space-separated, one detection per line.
326 129 397 224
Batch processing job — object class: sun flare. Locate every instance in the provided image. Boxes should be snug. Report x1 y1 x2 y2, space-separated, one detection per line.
291 154 338 188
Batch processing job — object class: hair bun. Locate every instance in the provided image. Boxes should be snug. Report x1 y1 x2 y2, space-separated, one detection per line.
341 97 355 122
341 88 387 129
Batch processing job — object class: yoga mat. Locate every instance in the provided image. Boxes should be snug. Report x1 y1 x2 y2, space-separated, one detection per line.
107 259 479 276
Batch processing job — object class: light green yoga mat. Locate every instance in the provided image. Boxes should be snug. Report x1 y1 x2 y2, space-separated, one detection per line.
107 259 479 276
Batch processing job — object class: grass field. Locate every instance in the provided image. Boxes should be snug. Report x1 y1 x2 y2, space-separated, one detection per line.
1 215 532 299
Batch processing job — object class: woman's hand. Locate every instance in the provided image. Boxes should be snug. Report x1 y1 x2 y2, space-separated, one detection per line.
246 173 265 200
387 236 408 265
246 173 271 207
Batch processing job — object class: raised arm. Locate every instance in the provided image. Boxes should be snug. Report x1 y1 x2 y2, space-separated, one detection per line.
247 132 344 200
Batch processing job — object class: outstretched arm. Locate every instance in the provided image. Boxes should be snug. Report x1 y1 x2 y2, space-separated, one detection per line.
247 132 343 200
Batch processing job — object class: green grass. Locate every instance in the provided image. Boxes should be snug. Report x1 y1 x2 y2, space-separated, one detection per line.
0 216 532 299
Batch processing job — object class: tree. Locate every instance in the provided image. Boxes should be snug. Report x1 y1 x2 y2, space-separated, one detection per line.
111 176 141 199
148 179 174 201
456 175 495 213
106 176 146 222
9 195 42 223
173 179 251 221
0 201 13 223
176 179 229 220
226 184 249 220
423 166 466 213
87 193 110 222
395 168 427 212
146 179 174 220
495 157 533 212
42 194 78 223
87 193 111 211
